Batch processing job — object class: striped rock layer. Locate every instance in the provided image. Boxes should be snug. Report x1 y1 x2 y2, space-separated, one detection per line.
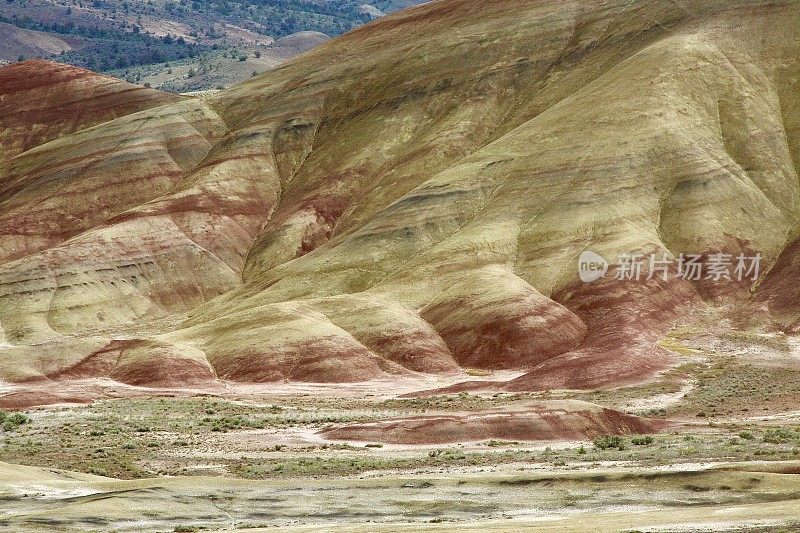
0 0 798 391
320 400 666 444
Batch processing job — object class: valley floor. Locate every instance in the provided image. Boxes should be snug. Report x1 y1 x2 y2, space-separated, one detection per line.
1 460 799 532
1 330 799 532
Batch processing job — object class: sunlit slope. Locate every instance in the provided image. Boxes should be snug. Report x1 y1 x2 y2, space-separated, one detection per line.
186 0 800 386
0 60 182 162
0 0 798 388
0 66 282 381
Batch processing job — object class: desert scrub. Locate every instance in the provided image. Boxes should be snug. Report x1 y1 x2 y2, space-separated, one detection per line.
762 427 800 444
594 435 626 451
0 412 29 432
381 394 529 412
487 440 521 447
667 360 800 417
231 449 531 478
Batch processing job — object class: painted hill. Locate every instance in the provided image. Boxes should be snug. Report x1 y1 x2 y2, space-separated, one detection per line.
0 60 182 160
320 400 666 444
0 0 798 394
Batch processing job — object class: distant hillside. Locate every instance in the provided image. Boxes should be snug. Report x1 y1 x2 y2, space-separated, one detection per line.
110 31 332 92
0 21 80 61
0 0 428 75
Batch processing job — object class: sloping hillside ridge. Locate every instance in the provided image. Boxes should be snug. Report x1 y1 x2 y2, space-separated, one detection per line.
0 0 798 391
0 60 183 161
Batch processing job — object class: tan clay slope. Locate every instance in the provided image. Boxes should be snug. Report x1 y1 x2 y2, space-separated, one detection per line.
0 0 798 389
0 23 77 68
0 60 182 162
182 0 800 386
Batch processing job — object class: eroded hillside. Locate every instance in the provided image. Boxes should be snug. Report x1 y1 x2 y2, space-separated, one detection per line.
0 0 799 397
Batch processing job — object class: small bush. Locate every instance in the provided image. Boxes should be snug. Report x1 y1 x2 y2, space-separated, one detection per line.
442 449 465 460
594 435 625 451
1 412 29 432
763 428 800 444
631 436 654 446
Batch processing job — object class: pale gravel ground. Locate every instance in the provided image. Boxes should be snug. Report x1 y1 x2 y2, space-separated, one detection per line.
623 380 696 412
0 371 525 407
1 461 798 532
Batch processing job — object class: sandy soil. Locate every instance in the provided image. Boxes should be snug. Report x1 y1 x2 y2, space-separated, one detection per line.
1 461 798 532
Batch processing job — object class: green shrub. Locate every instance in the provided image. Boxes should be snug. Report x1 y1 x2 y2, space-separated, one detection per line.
1 412 29 432
442 449 466 460
763 428 800 444
594 435 625 451
631 436 654 446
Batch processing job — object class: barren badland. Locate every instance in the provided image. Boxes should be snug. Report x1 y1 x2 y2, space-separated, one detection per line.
1 0 800 531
